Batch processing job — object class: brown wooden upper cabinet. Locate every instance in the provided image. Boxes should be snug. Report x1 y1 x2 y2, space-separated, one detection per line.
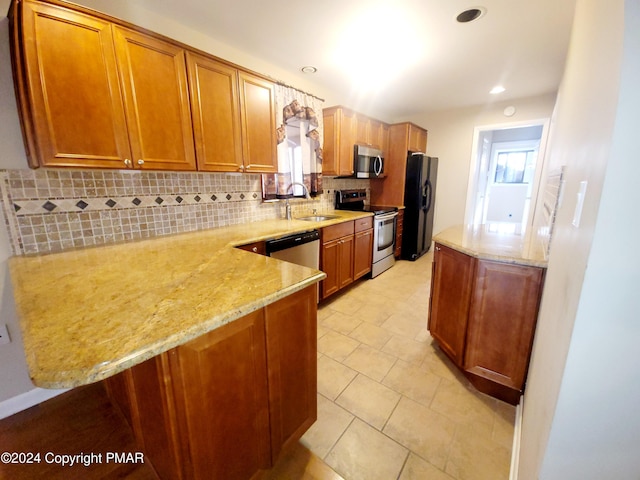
323 106 390 177
187 52 276 173
369 121 428 206
408 123 428 153
237 72 278 173
356 115 386 151
187 52 242 172
113 26 196 171
323 106 357 177
15 1 133 169
11 0 277 173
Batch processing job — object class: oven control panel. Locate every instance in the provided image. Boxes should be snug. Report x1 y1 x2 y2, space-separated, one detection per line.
335 189 367 208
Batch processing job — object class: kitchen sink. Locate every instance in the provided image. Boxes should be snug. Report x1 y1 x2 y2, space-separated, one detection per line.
296 214 340 222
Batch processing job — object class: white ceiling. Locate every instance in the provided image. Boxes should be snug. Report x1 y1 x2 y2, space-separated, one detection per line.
3 0 577 119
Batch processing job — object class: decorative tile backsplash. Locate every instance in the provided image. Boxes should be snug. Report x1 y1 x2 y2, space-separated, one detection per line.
0 168 368 256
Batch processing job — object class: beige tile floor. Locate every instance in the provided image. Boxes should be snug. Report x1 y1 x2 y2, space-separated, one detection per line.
301 251 516 480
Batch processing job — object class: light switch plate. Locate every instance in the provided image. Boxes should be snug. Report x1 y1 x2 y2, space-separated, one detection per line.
0 324 10 345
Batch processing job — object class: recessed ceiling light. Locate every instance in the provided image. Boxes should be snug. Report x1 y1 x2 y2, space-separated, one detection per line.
490 85 506 94
300 66 317 74
456 7 486 23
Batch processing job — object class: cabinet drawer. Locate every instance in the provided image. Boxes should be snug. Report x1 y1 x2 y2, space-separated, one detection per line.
322 221 355 243
354 216 373 233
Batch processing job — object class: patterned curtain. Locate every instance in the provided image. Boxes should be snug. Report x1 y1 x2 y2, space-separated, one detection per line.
262 84 324 199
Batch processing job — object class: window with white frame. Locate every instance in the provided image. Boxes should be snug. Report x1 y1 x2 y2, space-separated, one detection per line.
494 149 537 184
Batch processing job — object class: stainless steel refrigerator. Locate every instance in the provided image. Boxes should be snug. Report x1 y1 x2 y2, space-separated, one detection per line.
401 153 438 260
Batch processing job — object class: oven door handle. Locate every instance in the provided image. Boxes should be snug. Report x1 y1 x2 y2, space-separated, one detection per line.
375 211 398 222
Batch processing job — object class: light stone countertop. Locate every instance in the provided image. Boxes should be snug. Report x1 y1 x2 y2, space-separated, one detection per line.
433 224 549 268
9 210 372 389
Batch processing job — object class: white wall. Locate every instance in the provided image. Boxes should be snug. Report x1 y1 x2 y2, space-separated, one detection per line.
0 18 40 405
519 0 640 478
402 94 556 234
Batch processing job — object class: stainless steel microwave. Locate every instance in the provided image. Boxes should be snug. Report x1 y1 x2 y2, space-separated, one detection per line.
354 145 384 178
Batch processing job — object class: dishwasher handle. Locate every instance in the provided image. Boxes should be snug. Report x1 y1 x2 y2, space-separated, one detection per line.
265 230 320 255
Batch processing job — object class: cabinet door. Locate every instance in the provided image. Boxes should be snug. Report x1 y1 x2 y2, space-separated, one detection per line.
322 107 356 177
428 244 475 365
354 229 373 279
238 72 277 173
186 52 243 172
338 109 357 176
19 2 131 168
394 210 404 258
408 124 428 152
464 260 544 390
321 238 340 299
170 310 271 479
338 234 355 289
321 235 354 298
369 119 385 149
381 123 390 159
265 286 317 462
355 115 369 145
113 26 196 171
322 109 339 176
106 357 183 480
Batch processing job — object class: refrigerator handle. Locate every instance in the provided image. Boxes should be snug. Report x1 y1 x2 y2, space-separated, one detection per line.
421 180 429 209
425 180 433 212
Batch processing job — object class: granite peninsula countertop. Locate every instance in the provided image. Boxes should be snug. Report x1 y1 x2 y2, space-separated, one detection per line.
9 210 372 389
433 224 549 268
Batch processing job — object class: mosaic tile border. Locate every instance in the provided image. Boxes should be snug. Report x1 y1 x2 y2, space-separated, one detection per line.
0 168 367 256
12 191 261 216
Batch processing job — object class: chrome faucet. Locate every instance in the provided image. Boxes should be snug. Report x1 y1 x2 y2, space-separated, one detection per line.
284 182 310 220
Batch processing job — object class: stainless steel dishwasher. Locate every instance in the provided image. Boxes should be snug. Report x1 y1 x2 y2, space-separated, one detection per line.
266 230 321 301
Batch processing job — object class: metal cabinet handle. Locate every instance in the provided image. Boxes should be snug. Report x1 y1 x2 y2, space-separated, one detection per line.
124 159 132 167
252 247 258 252
137 159 144 165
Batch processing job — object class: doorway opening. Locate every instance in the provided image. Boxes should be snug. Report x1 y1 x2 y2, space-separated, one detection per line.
464 120 550 234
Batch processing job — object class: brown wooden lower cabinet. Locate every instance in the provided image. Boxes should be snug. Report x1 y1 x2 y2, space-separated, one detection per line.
428 243 545 404
428 243 475 366
353 217 374 280
321 219 374 300
321 221 355 299
394 210 404 258
104 285 317 479
353 229 373 279
265 288 317 462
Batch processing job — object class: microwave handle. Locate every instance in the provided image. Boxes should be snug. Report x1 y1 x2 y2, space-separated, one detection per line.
374 156 382 176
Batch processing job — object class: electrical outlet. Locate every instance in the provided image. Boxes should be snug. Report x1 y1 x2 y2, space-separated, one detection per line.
0 324 10 345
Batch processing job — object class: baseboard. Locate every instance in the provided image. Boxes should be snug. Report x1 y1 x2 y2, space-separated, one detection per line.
509 395 524 480
0 387 69 420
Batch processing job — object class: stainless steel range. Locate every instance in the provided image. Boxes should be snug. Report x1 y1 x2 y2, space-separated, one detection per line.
335 189 398 278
